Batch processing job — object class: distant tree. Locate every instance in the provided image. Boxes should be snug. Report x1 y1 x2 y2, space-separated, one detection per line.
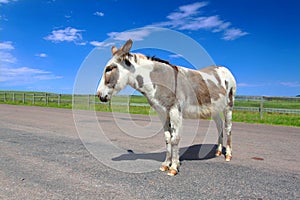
296 95 300 97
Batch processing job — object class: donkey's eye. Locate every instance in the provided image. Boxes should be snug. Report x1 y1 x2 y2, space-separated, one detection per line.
124 59 131 67
105 65 117 73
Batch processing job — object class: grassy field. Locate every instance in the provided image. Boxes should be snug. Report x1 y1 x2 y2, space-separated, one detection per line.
232 111 300 127
235 98 300 109
1 91 299 127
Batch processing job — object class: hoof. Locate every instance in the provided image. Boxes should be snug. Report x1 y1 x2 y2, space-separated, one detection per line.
225 155 232 162
215 150 222 157
159 165 169 172
167 169 177 176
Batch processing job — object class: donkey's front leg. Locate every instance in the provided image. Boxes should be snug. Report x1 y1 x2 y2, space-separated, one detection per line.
168 133 180 176
160 116 172 172
168 107 182 176
160 131 172 171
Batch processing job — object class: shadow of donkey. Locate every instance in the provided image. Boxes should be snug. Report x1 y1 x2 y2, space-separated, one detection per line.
112 144 219 162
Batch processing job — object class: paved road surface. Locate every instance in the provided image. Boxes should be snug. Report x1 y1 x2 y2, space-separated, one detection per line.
0 104 299 199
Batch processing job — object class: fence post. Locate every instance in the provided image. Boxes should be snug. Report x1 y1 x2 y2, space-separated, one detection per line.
4 92 6 102
128 95 130 108
12 92 15 102
259 96 264 120
23 93 25 104
46 93 48 106
58 94 61 106
88 94 90 109
108 100 111 111
32 93 35 104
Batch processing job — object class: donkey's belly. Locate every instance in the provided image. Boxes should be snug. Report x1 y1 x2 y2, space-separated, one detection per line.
182 105 212 119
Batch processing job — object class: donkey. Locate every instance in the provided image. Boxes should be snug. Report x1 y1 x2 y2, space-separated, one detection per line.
97 39 236 176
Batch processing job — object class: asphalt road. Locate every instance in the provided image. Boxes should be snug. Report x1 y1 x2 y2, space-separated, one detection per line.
0 104 299 199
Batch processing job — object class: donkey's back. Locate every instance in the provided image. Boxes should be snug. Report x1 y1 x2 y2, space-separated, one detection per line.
177 65 236 119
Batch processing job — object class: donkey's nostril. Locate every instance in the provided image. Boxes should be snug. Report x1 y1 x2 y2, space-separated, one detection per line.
99 95 108 102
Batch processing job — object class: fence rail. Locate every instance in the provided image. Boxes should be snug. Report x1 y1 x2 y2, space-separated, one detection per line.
0 92 299 119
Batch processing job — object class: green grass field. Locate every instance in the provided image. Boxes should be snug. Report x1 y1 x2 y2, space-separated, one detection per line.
1 91 299 127
235 98 300 109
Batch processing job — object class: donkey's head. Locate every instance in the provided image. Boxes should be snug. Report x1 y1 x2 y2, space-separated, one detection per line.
97 39 134 102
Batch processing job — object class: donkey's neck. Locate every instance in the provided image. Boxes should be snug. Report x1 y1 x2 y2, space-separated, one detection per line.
127 60 155 95
127 58 176 104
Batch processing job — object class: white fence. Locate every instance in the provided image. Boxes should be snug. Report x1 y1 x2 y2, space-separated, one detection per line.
0 92 299 118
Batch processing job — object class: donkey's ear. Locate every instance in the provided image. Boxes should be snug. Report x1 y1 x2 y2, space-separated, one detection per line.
111 46 118 56
121 39 133 53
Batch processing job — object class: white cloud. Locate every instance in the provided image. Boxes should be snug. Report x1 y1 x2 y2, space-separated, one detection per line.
237 83 252 87
107 29 151 41
0 51 17 63
167 2 208 20
75 41 87 46
151 2 248 41
90 41 115 47
280 82 300 87
1 67 49 76
237 83 264 87
34 74 63 80
0 66 62 84
103 2 247 42
35 53 48 58
0 0 17 4
44 27 85 44
0 15 8 22
212 22 231 33
177 15 224 31
169 54 183 58
222 28 249 41
64 11 73 20
0 41 62 85
0 41 16 63
0 41 14 50
94 11 104 17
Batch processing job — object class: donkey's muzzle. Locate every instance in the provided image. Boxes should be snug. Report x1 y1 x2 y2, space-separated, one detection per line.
97 92 109 102
100 95 108 102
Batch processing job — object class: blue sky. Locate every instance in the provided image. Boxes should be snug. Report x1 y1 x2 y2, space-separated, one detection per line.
0 0 299 96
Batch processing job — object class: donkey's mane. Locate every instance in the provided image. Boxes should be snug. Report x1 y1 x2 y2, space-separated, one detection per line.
147 56 170 65
146 56 178 70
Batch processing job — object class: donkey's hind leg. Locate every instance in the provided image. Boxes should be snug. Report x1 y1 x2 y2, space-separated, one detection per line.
213 114 223 157
224 107 233 161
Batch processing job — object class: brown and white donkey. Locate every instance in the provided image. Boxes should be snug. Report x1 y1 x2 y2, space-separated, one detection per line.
97 39 236 176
